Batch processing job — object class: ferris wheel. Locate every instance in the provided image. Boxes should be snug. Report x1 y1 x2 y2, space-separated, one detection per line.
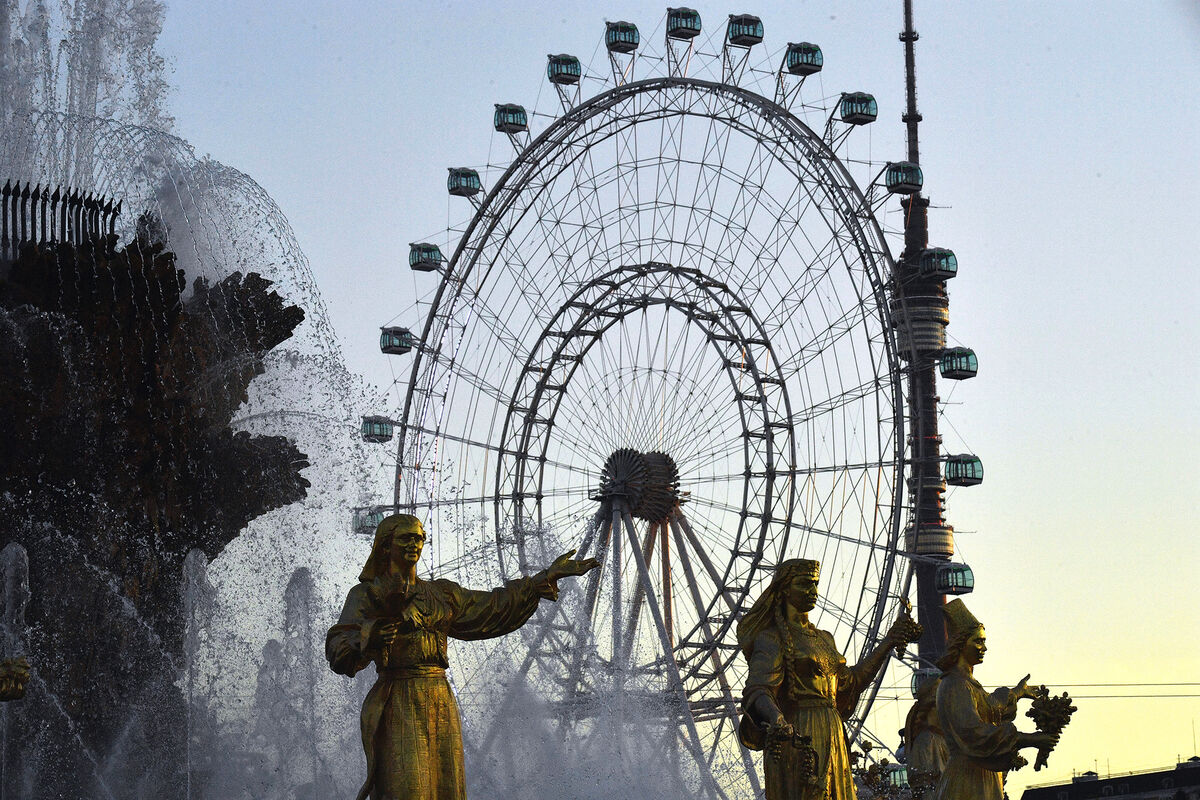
379 9 962 799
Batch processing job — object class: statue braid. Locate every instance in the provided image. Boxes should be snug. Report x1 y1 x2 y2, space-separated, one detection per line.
774 602 796 660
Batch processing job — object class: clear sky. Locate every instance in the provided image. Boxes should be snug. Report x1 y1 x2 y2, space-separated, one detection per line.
158 2 1200 796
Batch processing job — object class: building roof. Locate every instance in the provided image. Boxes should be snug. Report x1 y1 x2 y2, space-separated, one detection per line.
1022 758 1200 800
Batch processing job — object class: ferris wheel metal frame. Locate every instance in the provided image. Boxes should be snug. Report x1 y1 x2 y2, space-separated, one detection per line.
387 15 932 799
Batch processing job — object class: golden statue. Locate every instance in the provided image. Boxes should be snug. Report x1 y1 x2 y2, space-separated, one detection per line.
326 513 598 800
738 558 922 800
903 676 948 796
0 656 29 701
931 599 1060 800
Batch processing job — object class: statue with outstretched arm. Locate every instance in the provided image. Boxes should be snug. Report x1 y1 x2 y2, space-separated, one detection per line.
737 558 922 800
326 513 598 800
931 599 1061 800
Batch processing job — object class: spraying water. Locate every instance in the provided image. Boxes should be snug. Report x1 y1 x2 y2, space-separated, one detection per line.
0 1 391 796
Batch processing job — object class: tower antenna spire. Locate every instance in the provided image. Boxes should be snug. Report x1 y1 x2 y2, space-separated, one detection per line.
901 0 922 165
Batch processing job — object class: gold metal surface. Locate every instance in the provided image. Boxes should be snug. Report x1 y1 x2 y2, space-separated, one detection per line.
930 600 1065 800
738 559 922 799
0 656 28 701
326 513 598 800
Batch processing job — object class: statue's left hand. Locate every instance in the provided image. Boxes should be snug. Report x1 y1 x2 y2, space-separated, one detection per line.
1013 674 1039 701
545 550 601 583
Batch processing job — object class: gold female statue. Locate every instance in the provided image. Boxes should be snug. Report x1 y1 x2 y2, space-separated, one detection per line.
0 656 28 701
326 513 598 800
903 675 949 792
738 558 922 800
932 599 1058 800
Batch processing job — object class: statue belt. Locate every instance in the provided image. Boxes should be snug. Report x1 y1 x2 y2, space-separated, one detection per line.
378 665 446 680
788 695 836 710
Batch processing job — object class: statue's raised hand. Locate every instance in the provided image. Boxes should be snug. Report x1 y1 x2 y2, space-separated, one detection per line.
545 549 600 583
886 601 923 648
1013 674 1040 702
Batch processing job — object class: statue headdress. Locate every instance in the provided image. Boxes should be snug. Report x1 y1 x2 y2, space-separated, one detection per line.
936 598 984 670
358 514 425 582
736 558 820 659
941 598 982 642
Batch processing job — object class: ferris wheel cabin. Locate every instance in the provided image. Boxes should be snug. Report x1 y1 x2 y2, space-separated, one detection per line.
840 92 878 125
352 506 388 537
935 563 975 595
939 347 978 380
726 14 764 47
886 161 924 194
494 103 528 133
919 247 958 280
361 415 394 443
379 326 416 355
447 168 481 197
666 7 702 39
605 21 640 53
911 667 941 697
785 42 823 75
945 454 984 486
409 242 445 272
547 54 582 85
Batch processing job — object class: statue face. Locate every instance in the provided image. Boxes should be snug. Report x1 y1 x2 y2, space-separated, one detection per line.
965 627 987 665
787 574 820 612
389 526 426 566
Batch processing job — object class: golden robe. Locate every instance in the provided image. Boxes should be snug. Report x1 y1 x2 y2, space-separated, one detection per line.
904 685 949 781
326 574 556 800
743 622 874 800
932 670 1020 800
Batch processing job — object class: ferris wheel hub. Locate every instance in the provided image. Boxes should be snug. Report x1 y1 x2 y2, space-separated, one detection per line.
596 449 681 522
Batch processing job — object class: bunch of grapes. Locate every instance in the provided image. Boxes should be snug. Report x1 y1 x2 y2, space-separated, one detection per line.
1027 687 1077 770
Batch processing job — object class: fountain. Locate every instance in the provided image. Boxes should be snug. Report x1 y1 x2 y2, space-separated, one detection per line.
0 1 390 796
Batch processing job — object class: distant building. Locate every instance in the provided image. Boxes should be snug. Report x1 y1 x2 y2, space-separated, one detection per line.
1021 758 1200 800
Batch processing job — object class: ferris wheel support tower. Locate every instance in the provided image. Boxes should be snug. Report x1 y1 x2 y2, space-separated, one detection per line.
896 0 952 663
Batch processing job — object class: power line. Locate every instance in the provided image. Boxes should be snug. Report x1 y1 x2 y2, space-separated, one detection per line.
984 683 1200 689
873 693 1200 701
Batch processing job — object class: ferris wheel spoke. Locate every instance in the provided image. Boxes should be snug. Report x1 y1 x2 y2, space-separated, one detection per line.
667 510 738 613
683 99 740 268
776 301 881 380
667 388 750 465
405 421 600 481
755 207 853 329
397 484 593 512
780 508 897 559
651 106 687 259
539 417 611 470
814 593 872 637
679 429 756 476
651 314 710 435
787 374 892 427
641 306 676 450
615 97 642 265
707 131 786 281
560 131 633 271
